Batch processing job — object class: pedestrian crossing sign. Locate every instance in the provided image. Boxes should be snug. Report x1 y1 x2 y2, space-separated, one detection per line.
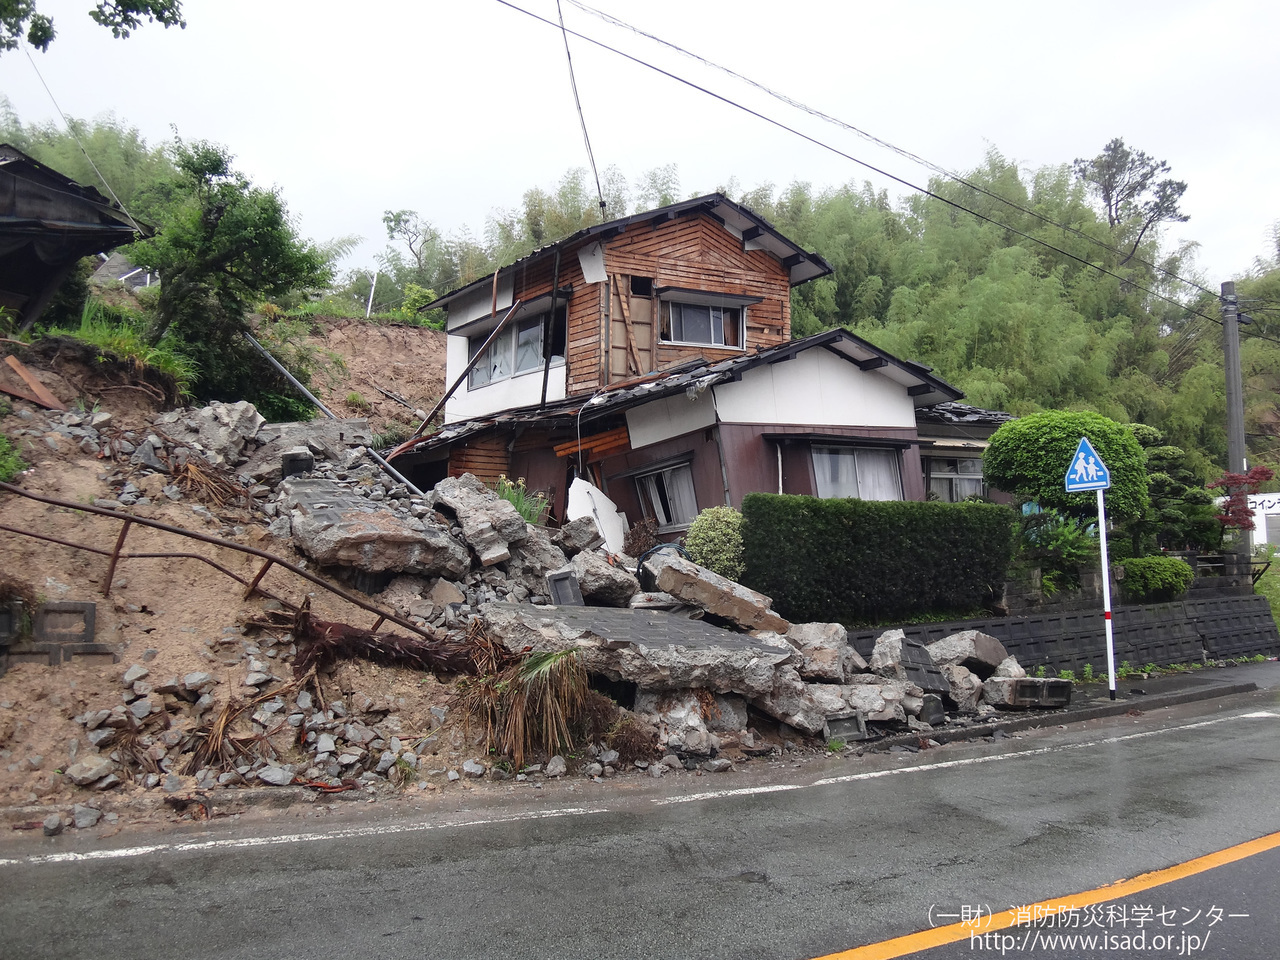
1064 436 1110 492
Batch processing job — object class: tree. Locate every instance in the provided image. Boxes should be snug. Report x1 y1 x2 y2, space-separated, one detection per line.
1 1 184 54
128 138 329 403
1072 138 1188 262
983 411 1150 524
1122 423 1218 554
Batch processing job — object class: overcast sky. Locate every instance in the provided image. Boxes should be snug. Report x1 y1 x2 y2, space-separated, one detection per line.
3 0 1277 286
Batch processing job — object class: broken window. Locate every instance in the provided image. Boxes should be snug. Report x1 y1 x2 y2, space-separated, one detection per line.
635 463 699 531
927 457 986 502
468 308 566 389
811 445 903 501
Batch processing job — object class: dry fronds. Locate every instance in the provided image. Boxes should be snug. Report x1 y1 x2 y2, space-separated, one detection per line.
605 711 660 764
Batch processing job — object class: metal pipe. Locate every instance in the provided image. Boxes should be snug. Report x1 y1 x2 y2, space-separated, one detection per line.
241 331 424 495
365 269 378 319
540 249 561 410
0 482 434 640
385 297 524 461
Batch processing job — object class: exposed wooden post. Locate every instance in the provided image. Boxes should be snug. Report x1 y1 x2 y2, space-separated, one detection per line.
102 520 132 596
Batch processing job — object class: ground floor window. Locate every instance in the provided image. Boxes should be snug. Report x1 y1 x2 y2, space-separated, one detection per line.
635 463 699 531
811 445 903 501
927 457 986 502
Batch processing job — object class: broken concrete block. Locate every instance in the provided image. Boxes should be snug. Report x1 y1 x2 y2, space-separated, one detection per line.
707 693 748 732
570 551 640 607
505 526 568 594
918 693 947 726
283 477 469 577
629 592 684 610
635 691 715 756
942 663 984 715
280 446 314 480
545 568 586 606
552 515 604 557
786 621 867 683
926 630 1011 678
982 676 1072 709
643 552 788 633
869 630 949 695
432 474 528 566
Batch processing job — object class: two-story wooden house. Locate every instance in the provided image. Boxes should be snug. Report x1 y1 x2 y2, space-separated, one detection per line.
392 193 978 533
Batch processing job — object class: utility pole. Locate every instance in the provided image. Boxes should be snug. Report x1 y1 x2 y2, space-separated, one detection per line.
1222 280 1247 475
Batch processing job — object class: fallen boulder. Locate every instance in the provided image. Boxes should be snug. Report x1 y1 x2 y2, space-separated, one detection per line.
283 477 469 577
642 552 789 633
569 551 641 607
785 621 867 683
926 630 1011 678
432 474 529 566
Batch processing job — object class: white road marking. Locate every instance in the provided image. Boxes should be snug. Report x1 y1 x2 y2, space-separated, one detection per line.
4 709 1277 868
0 806 607 867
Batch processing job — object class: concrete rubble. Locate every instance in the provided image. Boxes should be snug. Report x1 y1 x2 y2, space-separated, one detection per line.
4 397 1071 812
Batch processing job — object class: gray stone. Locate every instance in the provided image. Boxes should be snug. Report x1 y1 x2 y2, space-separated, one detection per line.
376 750 397 774
446 769 461 782
642 552 789 633
432 473 529 566
128 698 154 720
598 748 620 766
257 764 295 786
569 551 641 607
42 814 63 837
182 671 215 693
545 755 567 778
786 622 867 682
552 516 604 557
461 759 486 778
943 663 984 715
584 762 603 777
315 733 337 755
647 762 666 778
702 758 733 773
129 440 168 473
283 477 469 577
72 804 102 829
926 630 1011 679
93 774 122 791
245 672 271 687
65 755 115 786
162 773 185 793
239 418 372 484
994 656 1026 679
121 664 149 685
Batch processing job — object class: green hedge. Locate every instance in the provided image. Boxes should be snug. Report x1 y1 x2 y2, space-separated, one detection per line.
1120 555 1195 603
740 493 1017 625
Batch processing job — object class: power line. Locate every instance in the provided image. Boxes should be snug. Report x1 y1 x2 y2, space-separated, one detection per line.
555 0 607 221
562 0 1218 301
22 47 145 235
495 0 1222 330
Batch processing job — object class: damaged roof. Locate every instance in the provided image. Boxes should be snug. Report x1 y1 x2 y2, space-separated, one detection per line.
397 327 964 457
425 193 833 315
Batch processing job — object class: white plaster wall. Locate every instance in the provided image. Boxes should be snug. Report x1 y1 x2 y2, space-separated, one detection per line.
625 390 717 449
444 334 566 422
445 277 515 331
712 349 916 427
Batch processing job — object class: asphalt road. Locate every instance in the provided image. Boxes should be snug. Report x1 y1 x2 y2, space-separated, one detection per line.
5 688 1280 960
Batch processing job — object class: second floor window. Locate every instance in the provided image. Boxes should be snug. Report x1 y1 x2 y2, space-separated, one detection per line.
660 302 743 348
468 313 563 389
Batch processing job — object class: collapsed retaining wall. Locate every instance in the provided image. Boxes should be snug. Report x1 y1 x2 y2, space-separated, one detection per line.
849 595 1280 676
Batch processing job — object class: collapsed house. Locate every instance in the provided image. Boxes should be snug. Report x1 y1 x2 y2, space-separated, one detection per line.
392 193 1009 536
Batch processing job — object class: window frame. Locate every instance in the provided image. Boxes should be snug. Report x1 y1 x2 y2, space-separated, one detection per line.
634 461 700 532
811 444 904 501
926 456 987 502
654 287 759 350
467 312 563 390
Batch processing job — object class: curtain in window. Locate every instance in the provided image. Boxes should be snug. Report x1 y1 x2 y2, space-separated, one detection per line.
813 447 859 498
854 448 902 501
663 465 698 525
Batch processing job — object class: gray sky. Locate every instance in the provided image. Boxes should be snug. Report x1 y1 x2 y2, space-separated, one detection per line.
3 0 1277 286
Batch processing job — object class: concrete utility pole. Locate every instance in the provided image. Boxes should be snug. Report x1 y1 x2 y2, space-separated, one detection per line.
1222 280 1247 475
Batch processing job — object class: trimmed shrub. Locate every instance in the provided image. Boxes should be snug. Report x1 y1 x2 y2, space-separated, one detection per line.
683 506 745 581
740 493 1016 625
1120 556 1195 603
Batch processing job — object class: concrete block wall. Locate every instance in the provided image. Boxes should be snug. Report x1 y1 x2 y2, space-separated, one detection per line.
851 594 1280 676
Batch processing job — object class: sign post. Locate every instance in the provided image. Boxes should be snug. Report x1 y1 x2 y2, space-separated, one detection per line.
1064 437 1117 699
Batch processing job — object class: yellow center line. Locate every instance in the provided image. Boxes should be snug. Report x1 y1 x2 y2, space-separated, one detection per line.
815 829 1280 960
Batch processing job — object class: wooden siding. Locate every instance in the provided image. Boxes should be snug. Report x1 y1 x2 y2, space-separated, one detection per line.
448 434 509 484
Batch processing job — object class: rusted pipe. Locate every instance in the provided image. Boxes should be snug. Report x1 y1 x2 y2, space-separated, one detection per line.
0 482 434 640
103 519 132 596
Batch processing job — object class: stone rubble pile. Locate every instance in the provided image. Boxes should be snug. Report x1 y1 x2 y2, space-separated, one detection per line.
13 398 1072 804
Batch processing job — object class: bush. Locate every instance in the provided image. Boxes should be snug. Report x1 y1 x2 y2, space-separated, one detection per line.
740 493 1016 625
0 434 25 482
683 506 745 581
1120 555 1195 603
494 475 548 524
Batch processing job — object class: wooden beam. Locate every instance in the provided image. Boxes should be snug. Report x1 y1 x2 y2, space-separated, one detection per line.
3 355 66 411
857 357 889 371
908 383 934 397
611 274 644 376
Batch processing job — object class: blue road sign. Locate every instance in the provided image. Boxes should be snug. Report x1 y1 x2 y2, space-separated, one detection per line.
1065 436 1110 491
